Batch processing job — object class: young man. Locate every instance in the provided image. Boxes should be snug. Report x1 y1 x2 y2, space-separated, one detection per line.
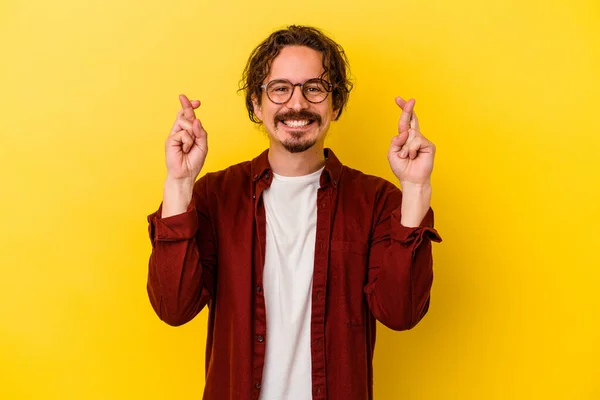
147 25 442 400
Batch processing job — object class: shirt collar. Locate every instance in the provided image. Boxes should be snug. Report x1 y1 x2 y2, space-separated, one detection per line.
250 147 343 188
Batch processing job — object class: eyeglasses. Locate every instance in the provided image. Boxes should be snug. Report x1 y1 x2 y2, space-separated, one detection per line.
260 78 333 104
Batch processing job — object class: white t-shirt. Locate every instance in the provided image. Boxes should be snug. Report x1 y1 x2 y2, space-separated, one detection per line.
259 167 323 400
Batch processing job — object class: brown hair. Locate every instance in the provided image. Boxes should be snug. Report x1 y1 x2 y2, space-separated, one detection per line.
239 25 353 123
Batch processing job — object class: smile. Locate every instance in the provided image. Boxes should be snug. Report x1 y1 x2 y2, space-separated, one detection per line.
281 119 314 127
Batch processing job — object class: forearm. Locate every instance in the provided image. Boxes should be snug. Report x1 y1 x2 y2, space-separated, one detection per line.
400 181 432 228
365 218 437 331
148 176 215 326
365 183 441 330
161 177 195 218
148 236 207 326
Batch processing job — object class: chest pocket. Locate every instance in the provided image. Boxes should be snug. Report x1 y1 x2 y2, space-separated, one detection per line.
327 240 369 327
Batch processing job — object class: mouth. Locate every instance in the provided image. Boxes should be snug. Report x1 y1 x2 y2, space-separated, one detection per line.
278 119 316 131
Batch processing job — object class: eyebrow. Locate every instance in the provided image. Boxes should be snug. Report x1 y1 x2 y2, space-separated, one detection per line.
266 77 326 83
266 70 328 82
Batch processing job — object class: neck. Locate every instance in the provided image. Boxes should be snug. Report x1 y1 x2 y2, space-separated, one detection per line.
267 142 326 177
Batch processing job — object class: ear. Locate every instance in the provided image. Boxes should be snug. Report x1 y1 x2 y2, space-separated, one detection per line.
252 94 263 122
332 107 340 121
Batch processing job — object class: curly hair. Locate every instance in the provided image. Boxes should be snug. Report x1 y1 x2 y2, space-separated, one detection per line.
239 25 353 123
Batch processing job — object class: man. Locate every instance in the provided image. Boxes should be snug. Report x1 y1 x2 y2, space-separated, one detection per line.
147 25 442 400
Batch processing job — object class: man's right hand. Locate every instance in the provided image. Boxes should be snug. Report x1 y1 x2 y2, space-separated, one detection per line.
161 94 208 218
166 94 208 182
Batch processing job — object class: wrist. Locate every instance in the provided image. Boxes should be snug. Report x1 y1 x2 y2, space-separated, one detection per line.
400 180 431 194
162 178 195 218
400 182 432 228
165 174 196 188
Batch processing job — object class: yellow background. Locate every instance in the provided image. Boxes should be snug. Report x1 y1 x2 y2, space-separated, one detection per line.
1 0 599 398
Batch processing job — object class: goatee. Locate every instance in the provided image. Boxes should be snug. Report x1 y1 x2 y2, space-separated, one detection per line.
281 136 317 153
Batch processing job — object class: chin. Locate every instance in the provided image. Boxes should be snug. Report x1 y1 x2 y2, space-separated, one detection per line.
281 138 317 153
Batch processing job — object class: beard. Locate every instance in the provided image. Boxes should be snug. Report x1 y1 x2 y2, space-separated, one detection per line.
281 134 317 153
273 109 322 154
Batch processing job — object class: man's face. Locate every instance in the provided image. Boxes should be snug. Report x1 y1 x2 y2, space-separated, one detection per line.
253 46 338 154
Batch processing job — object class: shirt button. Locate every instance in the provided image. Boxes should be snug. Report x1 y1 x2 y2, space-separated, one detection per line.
316 291 323 300
317 386 323 395
257 335 264 343
255 383 261 389
265 173 270 179
256 285 262 293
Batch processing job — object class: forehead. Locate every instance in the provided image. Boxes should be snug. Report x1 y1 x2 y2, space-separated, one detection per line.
267 46 325 82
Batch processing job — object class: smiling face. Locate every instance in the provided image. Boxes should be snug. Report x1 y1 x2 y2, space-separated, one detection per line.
252 46 339 153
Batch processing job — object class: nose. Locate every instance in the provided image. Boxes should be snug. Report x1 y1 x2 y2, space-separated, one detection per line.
286 84 310 111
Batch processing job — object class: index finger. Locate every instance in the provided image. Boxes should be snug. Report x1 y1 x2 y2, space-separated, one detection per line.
397 97 415 134
179 94 196 121
410 112 420 131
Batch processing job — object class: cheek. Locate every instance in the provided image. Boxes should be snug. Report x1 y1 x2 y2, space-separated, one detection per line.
254 95 274 122
321 105 335 123
324 100 336 119
264 109 279 126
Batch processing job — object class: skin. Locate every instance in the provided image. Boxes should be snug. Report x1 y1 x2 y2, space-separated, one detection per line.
251 46 338 177
161 45 436 227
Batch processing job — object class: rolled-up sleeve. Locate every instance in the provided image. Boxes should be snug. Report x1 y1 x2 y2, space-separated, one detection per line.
364 184 442 331
146 175 217 327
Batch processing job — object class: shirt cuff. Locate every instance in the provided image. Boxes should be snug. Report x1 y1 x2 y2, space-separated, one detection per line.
147 202 198 242
391 207 442 247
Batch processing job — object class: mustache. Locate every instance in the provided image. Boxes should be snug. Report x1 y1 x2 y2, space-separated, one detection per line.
274 110 322 126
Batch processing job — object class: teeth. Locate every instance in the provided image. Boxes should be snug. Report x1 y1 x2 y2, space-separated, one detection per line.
283 120 309 127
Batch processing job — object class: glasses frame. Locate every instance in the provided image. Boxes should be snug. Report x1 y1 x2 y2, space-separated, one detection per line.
260 78 333 105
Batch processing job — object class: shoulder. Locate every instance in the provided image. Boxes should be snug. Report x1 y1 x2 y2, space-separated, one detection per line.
341 165 400 195
193 160 252 195
207 160 252 184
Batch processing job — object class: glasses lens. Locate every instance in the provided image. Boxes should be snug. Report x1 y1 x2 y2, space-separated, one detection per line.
303 79 330 103
266 80 293 103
